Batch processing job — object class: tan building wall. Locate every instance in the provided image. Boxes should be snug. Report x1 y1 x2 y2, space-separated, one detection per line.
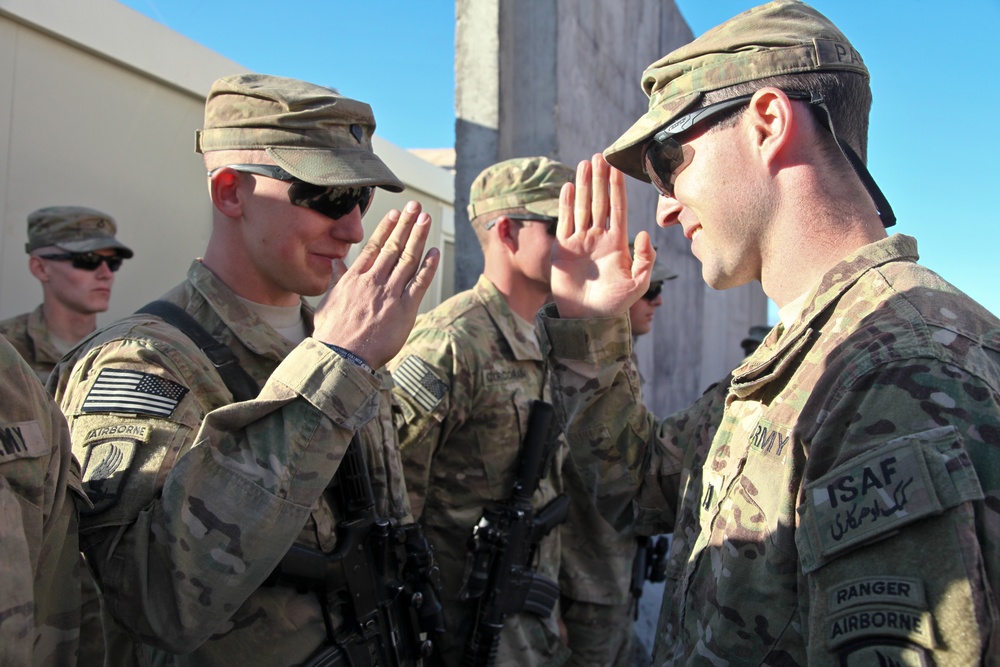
0 0 454 327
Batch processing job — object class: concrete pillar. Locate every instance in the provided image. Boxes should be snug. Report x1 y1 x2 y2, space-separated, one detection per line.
454 0 769 431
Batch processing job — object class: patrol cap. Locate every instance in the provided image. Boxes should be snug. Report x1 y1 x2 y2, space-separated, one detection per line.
467 156 574 220
196 73 404 192
604 0 868 181
630 239 678 283
25 206 133 257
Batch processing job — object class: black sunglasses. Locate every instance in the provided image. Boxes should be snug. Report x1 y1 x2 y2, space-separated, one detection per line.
641 282 663 302
38 252 124 272
485 213 559 236
211 164 375 221
641 90 895 227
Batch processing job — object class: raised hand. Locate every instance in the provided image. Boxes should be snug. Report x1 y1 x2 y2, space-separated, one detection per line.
313 201 439 368
551 154 656 319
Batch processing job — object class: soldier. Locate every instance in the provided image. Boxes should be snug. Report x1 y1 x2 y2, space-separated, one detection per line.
0 206 132 384
541 1 1000 665
0 335 83 666
49 73 439 666
558 239 676 667
0 205 132 667
388 157 571 666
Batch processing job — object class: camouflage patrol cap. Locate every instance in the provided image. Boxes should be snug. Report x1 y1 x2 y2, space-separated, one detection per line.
604 0 868 181
467 156 574 220
25 206 133 257
196 73 404 192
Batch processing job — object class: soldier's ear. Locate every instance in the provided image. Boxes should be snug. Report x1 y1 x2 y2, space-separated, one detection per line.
209 167 245 219
494 216 518 252
28 255 49 282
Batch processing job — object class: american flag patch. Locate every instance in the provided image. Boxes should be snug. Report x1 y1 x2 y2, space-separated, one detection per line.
392 355 447 412
82 369 188 417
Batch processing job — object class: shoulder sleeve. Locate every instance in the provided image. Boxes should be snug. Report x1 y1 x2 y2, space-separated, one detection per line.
541 307 707 535
52 328 381 653
388 325 463 520
797 357 1000 665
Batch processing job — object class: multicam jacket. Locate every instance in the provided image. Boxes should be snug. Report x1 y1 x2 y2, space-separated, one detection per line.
49 260 410 666
0 336 83 667
542 234 1000 666
389 275 569 667
0 305 64 384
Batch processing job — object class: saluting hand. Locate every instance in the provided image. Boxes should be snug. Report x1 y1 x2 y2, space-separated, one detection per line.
313 201 439 369
551 154 655 319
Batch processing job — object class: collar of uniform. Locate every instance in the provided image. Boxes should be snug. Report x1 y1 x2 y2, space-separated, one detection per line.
186 260 314 360
472 275 544 362
731 234 918 392
26 303 65 365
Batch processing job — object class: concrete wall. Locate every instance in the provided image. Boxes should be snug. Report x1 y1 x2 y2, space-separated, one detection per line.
455 0 768 419
0 0 454 327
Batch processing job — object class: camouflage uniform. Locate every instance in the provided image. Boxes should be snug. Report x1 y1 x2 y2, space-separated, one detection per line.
542 234 1000 665
1 205 133 386
50 260 410 665
0 305 63 384
389 275 568 667
0 335 83 666
49 74 413 666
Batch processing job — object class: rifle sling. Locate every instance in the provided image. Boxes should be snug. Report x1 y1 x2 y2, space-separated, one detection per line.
135 300 260 402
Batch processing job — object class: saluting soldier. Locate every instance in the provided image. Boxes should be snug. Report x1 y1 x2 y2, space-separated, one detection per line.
49 73 438 666
542 1 1000 665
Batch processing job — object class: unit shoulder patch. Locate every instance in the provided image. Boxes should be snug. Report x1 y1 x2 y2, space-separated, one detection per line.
78 419 153 514
796 426 984 573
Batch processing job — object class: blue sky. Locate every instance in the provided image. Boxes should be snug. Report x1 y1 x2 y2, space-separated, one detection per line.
118 0 999 318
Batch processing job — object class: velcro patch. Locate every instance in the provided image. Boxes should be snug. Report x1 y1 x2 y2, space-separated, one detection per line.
82 369 188 418
82 422 153 446
828 604 934 650
482 367 528 386
0 420 48 462
828 576 926 614
797 426 983 573
840 642 929 667
391 356 447 412
78 420 152 514
814 38 865 69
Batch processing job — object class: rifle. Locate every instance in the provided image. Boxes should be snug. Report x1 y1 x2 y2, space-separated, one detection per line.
273 434 444 667
461 400 570 667
629 535 669 619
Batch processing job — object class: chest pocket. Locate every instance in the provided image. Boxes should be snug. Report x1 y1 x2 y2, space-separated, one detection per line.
690 439 801 661
471 389 529 499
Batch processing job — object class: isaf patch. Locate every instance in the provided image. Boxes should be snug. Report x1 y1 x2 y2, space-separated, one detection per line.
391 355 447 412
796 426 983 573
82 369 188 417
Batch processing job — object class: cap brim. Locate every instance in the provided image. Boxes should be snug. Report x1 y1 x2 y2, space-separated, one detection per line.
55 237 134 258
524 198 561 218
603 91 701 182
268 146 404 193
